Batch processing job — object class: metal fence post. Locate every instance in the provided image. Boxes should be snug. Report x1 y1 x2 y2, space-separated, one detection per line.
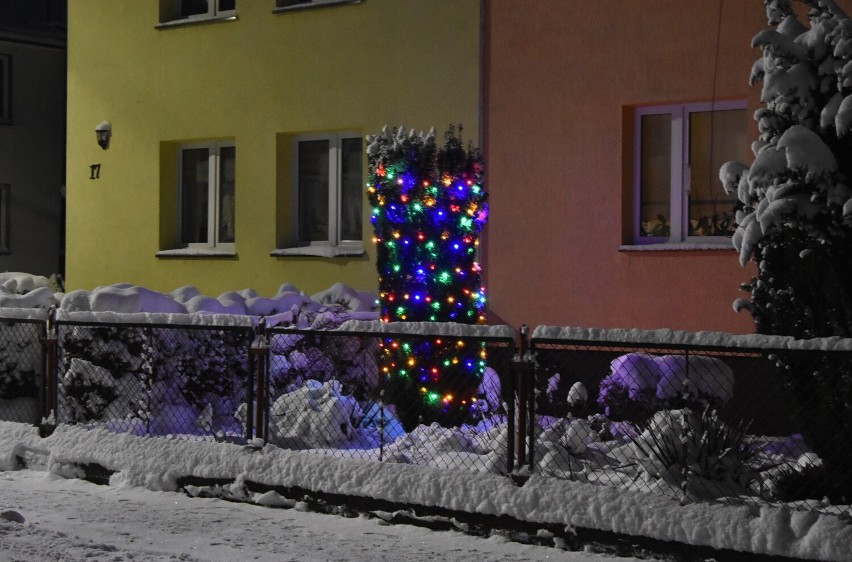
40 307 58 434
514 324 533 472
526 337 536 471
507 345 517 475
249 318 270 442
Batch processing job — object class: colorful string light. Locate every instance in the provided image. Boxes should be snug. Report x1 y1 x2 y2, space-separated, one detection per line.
366 125 488 429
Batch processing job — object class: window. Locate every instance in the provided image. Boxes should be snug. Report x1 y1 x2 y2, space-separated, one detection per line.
159 0 235 25
178 142 235 251
274 0 360 12
293 133 362 249
633 101 747 244
0 54 10 125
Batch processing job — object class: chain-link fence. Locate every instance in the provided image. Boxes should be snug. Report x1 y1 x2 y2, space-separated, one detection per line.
3 310 850 519
0 317 45 425
528 330 852 518
48 318 518 476
260 324 517 474
54 320 254 442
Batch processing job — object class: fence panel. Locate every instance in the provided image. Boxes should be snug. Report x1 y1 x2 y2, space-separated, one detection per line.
529 332 852 518
55 320 254 442
264 325 516 475
0 317 45 425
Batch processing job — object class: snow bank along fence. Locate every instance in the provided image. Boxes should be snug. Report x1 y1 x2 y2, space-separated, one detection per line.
1 310 850 518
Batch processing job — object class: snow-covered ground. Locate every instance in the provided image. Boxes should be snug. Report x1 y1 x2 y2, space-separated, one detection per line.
1 274 851 559
0 469 649 562
1 422 850 561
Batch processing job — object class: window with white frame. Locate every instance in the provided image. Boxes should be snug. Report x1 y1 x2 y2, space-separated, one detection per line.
178 142 235 250
633 101 747 244
293 133 362 248
159 0 235 25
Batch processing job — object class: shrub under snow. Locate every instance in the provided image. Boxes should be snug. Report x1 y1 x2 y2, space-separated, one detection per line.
597 353 734 421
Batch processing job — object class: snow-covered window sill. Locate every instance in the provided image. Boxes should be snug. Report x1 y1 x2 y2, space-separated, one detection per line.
620 243 735 252
271 246 365 258
156 248 237 258
156 15 238 30
273 0 360 14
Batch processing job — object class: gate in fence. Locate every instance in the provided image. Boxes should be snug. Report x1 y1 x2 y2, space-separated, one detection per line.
1 310 850 517
0 315 47 425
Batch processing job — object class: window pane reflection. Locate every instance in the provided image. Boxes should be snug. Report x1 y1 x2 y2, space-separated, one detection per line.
298 140 330 242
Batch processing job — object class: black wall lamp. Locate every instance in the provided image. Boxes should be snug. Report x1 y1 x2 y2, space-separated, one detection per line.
95 121 112 150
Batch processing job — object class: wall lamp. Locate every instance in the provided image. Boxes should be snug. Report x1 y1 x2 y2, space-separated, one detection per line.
95 121 112 150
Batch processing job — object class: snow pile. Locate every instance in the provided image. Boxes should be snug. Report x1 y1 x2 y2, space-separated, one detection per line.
0 272 381 327
0 272 61 310
268 379 362 449
61 281 378 321
2 421 850 560
534 417 600 477
597 352 733 416
382 420 509 474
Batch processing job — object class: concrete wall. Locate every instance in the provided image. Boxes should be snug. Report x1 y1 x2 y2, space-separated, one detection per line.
0 38 65 277
482 0 838 333
66 0 481 298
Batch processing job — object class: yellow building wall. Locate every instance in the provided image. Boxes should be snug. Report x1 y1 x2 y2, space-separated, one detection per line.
66 0 481 298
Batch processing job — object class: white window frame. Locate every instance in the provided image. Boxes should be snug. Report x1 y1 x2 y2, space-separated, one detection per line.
158 0 236 26
177 141 235 252
291 132 363 251
633 100 746 245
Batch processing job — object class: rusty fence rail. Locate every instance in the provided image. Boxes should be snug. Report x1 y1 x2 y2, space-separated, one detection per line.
527 327 852 518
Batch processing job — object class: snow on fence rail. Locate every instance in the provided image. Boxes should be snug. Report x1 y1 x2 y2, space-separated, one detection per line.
0 311 850 519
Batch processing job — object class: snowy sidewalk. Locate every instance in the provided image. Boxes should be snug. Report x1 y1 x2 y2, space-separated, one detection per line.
0 469 651 562
1 422 850 561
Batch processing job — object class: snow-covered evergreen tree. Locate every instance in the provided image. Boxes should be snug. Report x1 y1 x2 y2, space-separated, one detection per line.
723 0 852 335
721 0 852 501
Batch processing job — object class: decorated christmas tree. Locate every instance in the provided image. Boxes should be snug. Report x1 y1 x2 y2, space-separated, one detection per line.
366 125 488 429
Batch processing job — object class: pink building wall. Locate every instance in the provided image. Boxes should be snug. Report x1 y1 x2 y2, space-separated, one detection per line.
482 0 840 334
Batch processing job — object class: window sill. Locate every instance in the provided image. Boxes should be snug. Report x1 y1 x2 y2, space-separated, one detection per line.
620 242 735 252
156 14 238 30
156 248 237 258
273 0 360 14
271 245 365 258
